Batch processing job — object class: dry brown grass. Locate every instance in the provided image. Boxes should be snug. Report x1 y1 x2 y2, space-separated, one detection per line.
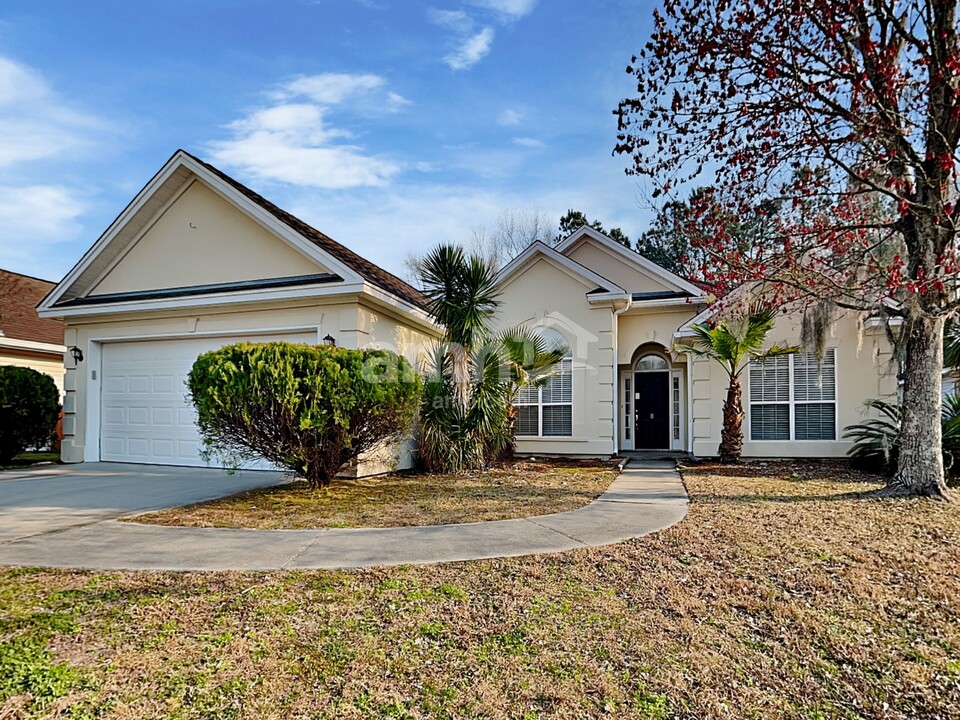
132 460 619 529
2 460 959 719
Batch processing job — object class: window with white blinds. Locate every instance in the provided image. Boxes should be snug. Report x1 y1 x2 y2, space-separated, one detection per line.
514 330 573 437
749 349 836 441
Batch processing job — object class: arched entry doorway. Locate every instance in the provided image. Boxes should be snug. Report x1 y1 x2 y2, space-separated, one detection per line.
633 352 671 450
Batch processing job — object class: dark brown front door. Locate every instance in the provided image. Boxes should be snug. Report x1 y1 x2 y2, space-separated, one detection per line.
634 372 670 449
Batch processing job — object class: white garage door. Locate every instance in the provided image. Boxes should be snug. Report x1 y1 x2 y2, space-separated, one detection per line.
100 332 316 467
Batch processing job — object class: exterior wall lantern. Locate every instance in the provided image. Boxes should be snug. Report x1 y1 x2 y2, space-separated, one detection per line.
323 334 336 347
68 346 84 363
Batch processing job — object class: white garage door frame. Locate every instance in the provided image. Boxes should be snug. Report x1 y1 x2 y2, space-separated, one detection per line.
83 325 322 463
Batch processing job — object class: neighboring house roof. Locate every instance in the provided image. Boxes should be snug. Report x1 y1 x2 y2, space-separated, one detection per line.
39 150 428 316
0 269 64 347
183 152 427 310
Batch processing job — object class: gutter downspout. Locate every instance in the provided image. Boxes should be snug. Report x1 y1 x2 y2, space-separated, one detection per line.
685 351 694 456
611 298 631 456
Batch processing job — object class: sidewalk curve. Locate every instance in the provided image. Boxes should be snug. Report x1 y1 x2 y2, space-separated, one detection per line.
0 461 688 571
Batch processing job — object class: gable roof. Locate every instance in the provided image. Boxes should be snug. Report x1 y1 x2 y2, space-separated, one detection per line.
40 150 427 313
0 269 64 346
183 152 427 310
496 241 629 300
555 225 707 298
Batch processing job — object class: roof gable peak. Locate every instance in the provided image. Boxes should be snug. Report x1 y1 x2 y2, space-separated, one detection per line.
555 224 705 298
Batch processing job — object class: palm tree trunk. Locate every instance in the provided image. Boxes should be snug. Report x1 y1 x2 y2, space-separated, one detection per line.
719 375 744 463
503 402 518 460
450 343 471 412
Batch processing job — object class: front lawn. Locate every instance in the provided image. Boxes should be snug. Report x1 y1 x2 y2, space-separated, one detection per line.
1 461 958 719
133 459 619 529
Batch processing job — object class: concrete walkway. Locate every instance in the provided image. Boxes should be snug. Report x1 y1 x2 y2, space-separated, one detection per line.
0 461 687 571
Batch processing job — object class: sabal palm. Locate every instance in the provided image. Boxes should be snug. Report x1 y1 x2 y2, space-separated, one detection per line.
683 306 796 463
420 245 500 411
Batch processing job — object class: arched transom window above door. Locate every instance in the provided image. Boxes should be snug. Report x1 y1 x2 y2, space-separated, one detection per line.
634 354 669 372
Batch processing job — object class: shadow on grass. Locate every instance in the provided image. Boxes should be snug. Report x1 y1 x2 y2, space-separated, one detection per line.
682 459 895 504
691 488 884 505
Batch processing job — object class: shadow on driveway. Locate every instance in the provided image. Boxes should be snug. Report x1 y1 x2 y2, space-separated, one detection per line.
0 462 288 543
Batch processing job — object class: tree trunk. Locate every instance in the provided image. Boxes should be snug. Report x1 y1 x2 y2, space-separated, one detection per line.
719 375 744 463
892 314 952 500
450 343 471 413
502 402 518 460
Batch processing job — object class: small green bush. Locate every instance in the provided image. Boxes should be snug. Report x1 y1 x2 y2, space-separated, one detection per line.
187 343 421 488
0 366 61 464
843 395 960 479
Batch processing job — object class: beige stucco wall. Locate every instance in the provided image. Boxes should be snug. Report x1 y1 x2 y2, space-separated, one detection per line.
89 180 326 296
0 351 65 395
564 240 675 293
684 309 898 458
493 256 617 457
494 251 898 460
59 296 437 474
617 306 700 364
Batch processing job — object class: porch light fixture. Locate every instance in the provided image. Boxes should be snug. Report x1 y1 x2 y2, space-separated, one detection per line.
68 346 84 363
323 334 336 347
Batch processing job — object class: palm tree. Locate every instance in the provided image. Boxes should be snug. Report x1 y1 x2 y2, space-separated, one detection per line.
681 306 796 463
416 247 567 472
496 325 568 457
420 245 500 411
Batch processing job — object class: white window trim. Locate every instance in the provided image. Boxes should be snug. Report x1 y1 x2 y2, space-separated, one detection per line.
515 356 573 438
671 369 685 451
747 349 839 442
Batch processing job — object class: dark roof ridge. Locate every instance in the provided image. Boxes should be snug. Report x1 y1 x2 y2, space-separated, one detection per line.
0 267 56 286
181 151 428 311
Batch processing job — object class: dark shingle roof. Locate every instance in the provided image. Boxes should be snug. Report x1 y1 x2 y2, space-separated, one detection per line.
0 269 64 346
184 152 428 311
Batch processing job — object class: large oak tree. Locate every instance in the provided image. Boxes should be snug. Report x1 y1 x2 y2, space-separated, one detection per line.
616 0 959 499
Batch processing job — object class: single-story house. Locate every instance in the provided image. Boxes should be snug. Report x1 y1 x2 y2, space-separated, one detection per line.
493 227 898 458
1 268 66 392
39 149 898 470
38 150 440 470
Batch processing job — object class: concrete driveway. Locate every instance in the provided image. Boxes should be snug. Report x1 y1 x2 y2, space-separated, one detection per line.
0 462 288 543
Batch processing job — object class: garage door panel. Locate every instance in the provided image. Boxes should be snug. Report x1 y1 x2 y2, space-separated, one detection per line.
100 332 315 467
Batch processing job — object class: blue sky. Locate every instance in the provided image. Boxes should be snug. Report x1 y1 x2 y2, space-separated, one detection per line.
0 0 655 282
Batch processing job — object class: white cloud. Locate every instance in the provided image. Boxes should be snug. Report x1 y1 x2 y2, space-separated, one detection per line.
427 8 474 33
0 56 103 167
386 92 413 111
512 136 544 148
444 27 495 70
208 73 406 189
429 0 534 71
467 0 537 20
0 185 87 277
277 73 385 104
0 185 85 237
499 109 523 126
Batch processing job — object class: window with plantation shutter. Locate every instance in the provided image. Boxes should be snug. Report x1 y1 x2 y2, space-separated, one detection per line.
748 349 836 441
513 329 573 437
793 349 836 439
749 354 790 440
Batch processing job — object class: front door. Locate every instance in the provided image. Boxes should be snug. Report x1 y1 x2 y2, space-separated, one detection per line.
634 372 670 449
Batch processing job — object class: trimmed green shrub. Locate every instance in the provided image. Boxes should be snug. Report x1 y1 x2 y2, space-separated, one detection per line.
187 342 422 488
0 366 61 464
